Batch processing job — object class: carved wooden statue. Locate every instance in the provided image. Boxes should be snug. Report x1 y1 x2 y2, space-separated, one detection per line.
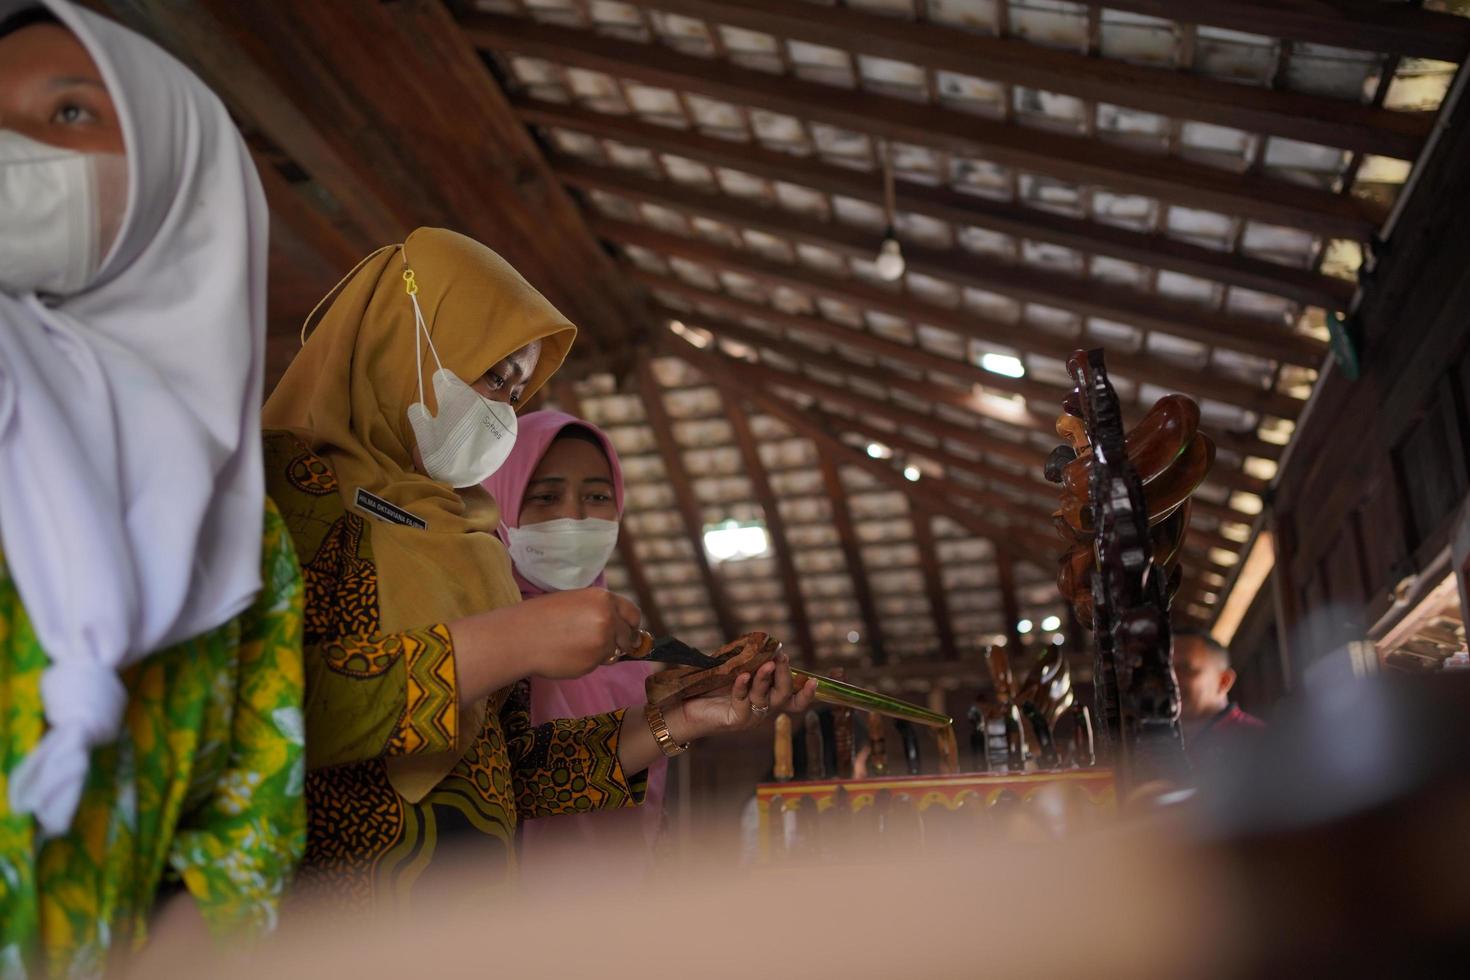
804 710 826 781
773 713 794 782
1046 349 1202 793
865 711 888 777
831 667 855 779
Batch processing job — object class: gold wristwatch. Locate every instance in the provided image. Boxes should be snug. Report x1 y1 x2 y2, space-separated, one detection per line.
645 702 690 758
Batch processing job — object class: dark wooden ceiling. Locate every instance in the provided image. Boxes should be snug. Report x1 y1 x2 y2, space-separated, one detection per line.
100 0 1467 676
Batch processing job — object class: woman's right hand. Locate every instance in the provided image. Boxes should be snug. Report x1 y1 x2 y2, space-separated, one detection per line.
449 589 641 706
511 588 642 680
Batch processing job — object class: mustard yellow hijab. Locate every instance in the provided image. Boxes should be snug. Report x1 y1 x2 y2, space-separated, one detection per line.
264 227 575 799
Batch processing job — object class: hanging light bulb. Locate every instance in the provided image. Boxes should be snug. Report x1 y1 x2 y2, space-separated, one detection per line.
875 229 906 281
874 139 905 281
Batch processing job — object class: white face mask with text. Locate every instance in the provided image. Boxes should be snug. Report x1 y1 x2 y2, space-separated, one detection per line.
505 517 620 592
402 267 519 488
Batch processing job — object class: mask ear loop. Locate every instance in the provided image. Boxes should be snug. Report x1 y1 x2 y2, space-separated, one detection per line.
301 244 395 346
402 266 447 410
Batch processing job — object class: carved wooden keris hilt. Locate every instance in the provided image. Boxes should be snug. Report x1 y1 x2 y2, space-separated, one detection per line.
1050 349 1197 793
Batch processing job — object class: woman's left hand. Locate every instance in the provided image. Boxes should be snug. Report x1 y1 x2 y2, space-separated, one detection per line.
670 652 819 741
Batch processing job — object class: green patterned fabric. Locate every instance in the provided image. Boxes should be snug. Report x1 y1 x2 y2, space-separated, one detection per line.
0 500 306 978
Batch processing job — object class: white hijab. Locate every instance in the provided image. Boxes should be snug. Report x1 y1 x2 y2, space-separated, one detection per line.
0 0 268 837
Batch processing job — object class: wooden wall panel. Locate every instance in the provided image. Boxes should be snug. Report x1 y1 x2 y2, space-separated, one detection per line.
1257 76 1470 679
1392 383 1469 552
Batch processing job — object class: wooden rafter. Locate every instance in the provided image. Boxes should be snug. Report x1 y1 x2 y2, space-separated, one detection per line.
632 0 1431 159
656 298 1287 470
658 334 1056 562
250 148 365 274
99 1 399 252
770 406 1250 557
634 357 740 639
793 400 1258 531
556 158 1326 367
720 396 817 666
108 0 646 370
1101 1 1470 62
555 381 669 637
597 218 1318 414
639 275 1298 450
516 99 1355 310
911 511 960 661
465 12 1385 238
818 454 887 665
627 489 1235 583
624 368 1263 542
681 323 1271 501
659 340 1244 575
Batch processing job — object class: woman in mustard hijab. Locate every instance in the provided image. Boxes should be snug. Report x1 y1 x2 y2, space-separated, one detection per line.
263 228 812 906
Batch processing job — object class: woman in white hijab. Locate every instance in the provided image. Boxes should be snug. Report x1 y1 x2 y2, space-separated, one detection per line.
0 1 306 972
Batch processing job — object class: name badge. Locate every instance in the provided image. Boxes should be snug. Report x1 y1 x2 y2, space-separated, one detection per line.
355 487 427 530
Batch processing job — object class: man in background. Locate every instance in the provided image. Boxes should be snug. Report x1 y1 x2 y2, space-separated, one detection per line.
1173 630 1265 771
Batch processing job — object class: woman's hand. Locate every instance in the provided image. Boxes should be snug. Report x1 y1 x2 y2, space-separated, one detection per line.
449 589 640 705
668 651 818 742
517 588 641 679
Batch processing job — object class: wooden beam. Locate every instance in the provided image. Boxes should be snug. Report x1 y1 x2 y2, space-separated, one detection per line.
111 0 644 370
634 515 1235 584
466 12 1386 238
1100 1 1470 63
598 218 1320 412
251 150 371 273
654 295 1288 468
640 275 1297 454
635 357 740 639
794 399 1261 529
681 316 1271 500
657 343 1247 572
710 348 1045 470
517 99 1356 311
912 511 960 661
100 1 401 247
757 411 1250 557
558 158 1326 367
722 396 817 666
658 334 1056 564
818 453 888 665
634 0 1431 159
556 381 668 636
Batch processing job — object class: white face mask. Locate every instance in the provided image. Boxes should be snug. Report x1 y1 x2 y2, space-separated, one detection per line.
402 268 519 488
506 517 620 592
0 130 125 296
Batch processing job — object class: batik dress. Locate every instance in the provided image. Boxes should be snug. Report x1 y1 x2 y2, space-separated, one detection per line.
264 433 646 907
0 500 307 978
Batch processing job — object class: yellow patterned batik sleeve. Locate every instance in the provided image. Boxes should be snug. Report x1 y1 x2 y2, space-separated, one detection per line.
304 623 459 771
500 682 648 820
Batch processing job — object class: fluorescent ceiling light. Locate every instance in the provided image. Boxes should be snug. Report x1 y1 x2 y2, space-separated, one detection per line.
1040 615 1061 631
1017 618 1034 634
867 442 892 459
980 352 1026 378
1211 529 1276 647
702 520 770 562
668 319 712 348
903 465 921 482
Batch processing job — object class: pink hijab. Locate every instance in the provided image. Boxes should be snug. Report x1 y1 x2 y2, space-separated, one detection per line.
482 410 667 888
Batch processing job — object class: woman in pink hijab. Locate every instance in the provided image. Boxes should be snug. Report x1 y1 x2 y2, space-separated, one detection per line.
483 409 666 888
